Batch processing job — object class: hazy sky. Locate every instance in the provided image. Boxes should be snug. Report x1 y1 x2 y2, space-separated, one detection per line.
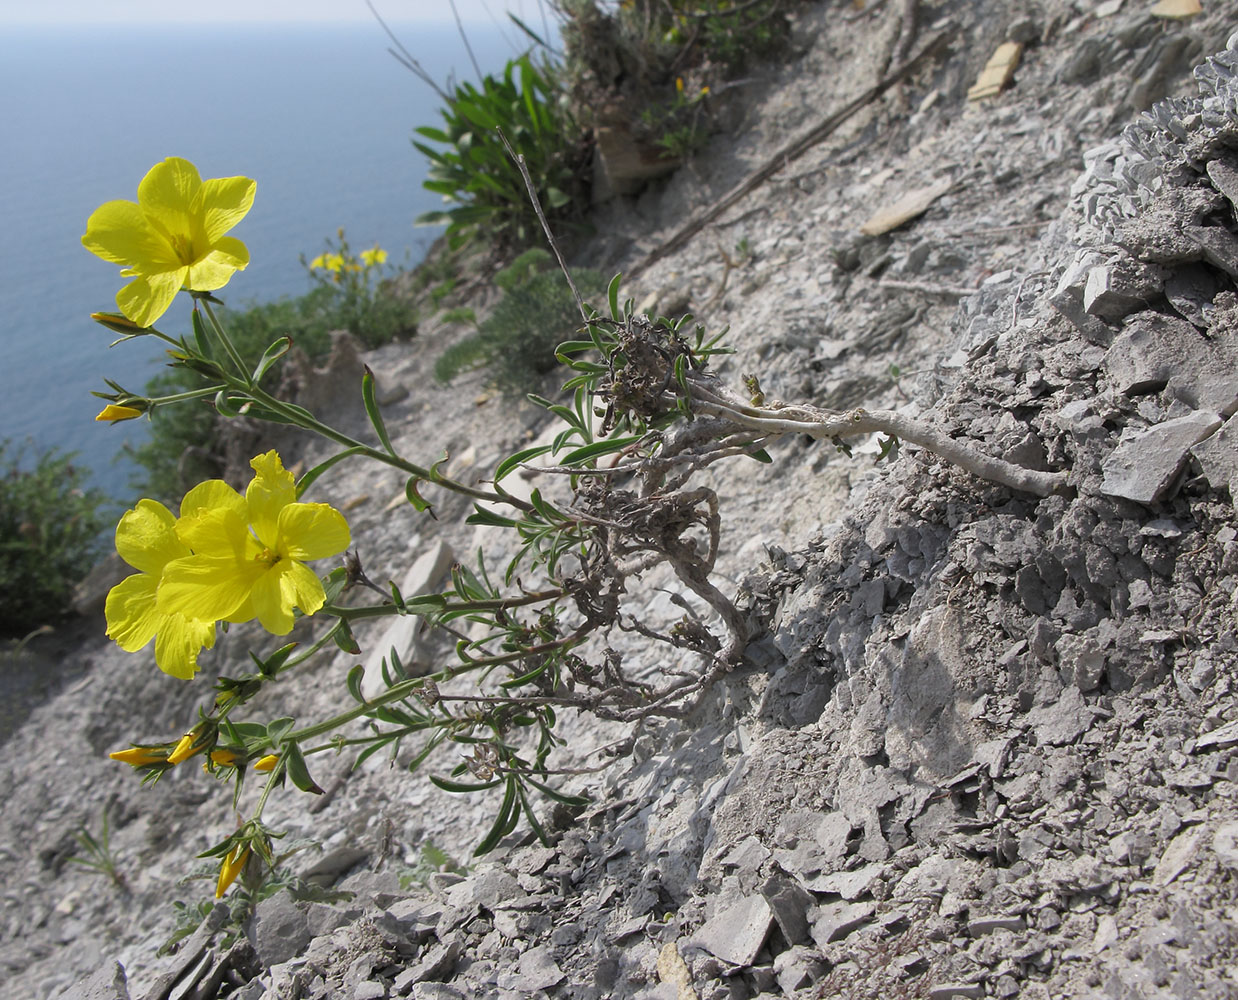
0 0 553 26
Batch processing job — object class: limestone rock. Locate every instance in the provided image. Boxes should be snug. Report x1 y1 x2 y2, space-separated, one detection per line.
1100 410 1223 504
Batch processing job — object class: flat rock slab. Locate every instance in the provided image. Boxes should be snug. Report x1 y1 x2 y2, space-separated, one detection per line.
860 179 954 236
1101 410 1222 504
690 895 773 966
810 899 876 946
967 41 1023 100
1191 413 1238 496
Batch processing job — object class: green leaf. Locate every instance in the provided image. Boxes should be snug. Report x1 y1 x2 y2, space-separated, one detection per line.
545 186 570 208
475 776 519 855
361 366 396 456
747 447 773 464
346 664 366 704
266 717 295 746
405 476 434 515
493 444 552 484
250 642 298 678
285 743 324 795
430 775 504 793
332 620 361 655
191 308 212 359
467 505 519 528
607 273 623 322
297 447 365 498
524 775 590 807
561 435 640 467
251 336 292 383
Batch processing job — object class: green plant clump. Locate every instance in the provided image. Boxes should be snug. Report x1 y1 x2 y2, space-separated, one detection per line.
0 442 108 636
414 53 588 250
434 248 604 397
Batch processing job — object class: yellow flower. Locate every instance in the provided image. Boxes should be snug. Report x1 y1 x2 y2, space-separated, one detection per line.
105 485 234 679
95 404 143 423
253 754 279 772
309 252 345 272
109 746 167 767
676 76 684 93
215 844 251 898
209 748 243 767
359 245 387 267
82 157 255 328
167 727 211 765
159 451 351 636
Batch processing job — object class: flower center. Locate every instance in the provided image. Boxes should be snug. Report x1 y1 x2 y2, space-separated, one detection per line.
170 232 197 265
256 547 282 569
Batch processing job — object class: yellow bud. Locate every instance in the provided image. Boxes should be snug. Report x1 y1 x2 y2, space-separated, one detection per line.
215 845 251 898
676 76 684 93
95 404 143 423
253 754 280 772
109 746 166 767
91 311 148 334
209 749 242 768
167 731 206 765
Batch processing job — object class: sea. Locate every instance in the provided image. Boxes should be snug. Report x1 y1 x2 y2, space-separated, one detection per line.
0 20 529 503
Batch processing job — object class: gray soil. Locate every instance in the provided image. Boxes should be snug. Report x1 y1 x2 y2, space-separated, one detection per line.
6 2 1238 999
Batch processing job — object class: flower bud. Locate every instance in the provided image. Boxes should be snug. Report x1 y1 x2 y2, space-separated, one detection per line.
215 844 251 898
109 746 167 767
91 311 149 335
95 404 144 423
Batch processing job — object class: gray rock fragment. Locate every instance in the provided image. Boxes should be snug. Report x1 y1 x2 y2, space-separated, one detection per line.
1083 257 1164 319
1027 685 1091 746
690 895 773 966
248 894 313 967
1206 158 1238 210
810 899 876 947
927 985 985 1000
1153 827 1206 885
1184 225 1238 278
496 944 565 993
1211 822 1238 869
56 961 130 1000
773 945 826 993
760 875 814 945
967 915 1026 936
1191 413 1238 496
1100 410 1223 504
1164 263 1223 328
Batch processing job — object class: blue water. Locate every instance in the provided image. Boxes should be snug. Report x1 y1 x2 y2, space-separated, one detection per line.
0 22 522 501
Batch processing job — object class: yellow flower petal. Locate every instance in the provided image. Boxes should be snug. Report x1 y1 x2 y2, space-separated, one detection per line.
160 551 264 623
199 174 256 243
253 754 279 771
277 502 351 561
246 451 297 545
186 240 250 291
82 199 175 268
249 563 299 635
114 499 185 575
137 157 202 241
152 612 216 680
180 479 245 520
115 269 185 327
167 732 201 764
96 404 143 423
105 573 162 652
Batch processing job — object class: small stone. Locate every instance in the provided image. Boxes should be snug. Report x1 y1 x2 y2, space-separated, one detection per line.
1100 411 1223 505
1150 0 1202 18
1211 823 1238 869
1184 226 1238 278
928 984 985 1000
810 900 876 946
761 875 814 945
1192 414 1238 495
1207 160 1238 212
353 982 386 1000
859 179 955 236
1193 718 1238 750
691 895 773 966
967 915 1026 936
968 42 1023 100
799 863 883 899
773 945 827 993
1153 828 1205 886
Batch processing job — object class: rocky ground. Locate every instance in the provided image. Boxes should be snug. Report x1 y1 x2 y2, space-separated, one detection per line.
5 1 1238 998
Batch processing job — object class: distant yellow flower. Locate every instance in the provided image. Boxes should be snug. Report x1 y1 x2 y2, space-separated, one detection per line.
109 746 167 767
105 487 232 679
675 76 684 93
360 245 387 267
159 451 351 636
215 844 251 898
82 157 255 328
95 404 143 423
253 754 279 772
309 252 345 272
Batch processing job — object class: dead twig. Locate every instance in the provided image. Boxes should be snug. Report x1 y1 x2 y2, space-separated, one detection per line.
628 28 950 279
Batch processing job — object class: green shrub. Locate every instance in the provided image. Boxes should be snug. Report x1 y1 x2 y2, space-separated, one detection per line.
434 249 604 398
414 54 589 250
0 442 108 636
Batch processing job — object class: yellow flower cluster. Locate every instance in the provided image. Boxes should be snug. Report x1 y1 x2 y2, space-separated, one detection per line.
105 450 351 679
